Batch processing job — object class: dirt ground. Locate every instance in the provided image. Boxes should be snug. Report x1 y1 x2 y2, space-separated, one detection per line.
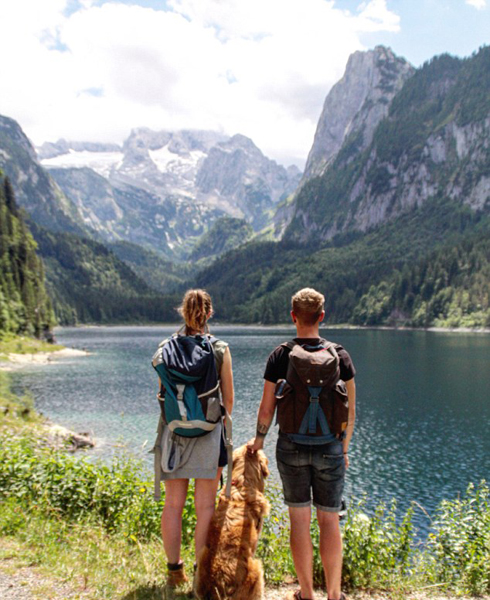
1 562 488 600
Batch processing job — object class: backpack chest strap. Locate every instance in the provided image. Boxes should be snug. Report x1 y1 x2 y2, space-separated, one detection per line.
307 386 322 433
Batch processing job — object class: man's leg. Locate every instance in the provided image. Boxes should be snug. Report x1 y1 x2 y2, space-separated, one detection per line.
317 510 343 600
311 440 345 600
289 506 315 599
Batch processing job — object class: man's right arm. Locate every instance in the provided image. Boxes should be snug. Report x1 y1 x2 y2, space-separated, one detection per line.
247 380 277 454
342 377 356 469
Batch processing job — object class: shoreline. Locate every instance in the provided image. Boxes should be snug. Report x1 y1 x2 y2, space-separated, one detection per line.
0 347 90 371
54 322 490 334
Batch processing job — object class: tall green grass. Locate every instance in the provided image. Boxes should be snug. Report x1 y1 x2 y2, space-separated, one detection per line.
1 430 489 596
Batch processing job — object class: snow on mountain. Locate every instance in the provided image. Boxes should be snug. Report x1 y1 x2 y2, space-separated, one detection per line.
41 150 124 178
36 128 301 257
149 145 206 178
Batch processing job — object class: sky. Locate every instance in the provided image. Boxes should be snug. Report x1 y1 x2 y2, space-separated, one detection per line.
0 0 488 168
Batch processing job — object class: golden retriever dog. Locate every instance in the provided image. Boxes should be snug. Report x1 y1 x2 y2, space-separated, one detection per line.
194 444 270 600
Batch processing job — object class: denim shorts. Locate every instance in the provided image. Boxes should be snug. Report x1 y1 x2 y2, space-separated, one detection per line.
276 433 345 512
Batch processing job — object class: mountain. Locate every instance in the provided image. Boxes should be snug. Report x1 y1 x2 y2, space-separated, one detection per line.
302 46 414 182
0 116 87 236
195 134 301 229
0 174 54 337
192 46 490 328
39 129 301 258
0 116 189 324
272 46 413 239
42 166 224 258
3 44 489 330
286 48 490 243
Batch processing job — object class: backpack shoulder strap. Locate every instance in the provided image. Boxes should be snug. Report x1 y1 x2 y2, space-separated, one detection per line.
210 337 228 377
281 340 297 351
319 338 340 357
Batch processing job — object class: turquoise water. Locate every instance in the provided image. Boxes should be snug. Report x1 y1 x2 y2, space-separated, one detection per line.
11 325 490 530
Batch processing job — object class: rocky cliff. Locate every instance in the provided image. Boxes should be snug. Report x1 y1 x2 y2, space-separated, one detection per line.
196 134 301 229
302 46 414 182
272 46 413 239
0 116 87 235
286 47 490 243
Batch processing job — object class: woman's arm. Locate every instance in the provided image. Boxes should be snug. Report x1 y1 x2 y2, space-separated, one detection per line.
220 347 234 415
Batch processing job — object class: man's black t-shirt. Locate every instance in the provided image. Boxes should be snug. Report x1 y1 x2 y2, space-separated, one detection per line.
264 337 356 383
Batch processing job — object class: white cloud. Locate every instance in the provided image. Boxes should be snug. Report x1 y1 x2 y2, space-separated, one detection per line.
0 0 401 167
465 0 487 9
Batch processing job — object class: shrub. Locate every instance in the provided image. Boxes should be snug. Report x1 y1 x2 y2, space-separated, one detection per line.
424 481 490 595
0 434 196 542
1 427 490 595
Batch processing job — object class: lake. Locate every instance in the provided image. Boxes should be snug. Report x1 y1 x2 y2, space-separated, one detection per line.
11 325 490 532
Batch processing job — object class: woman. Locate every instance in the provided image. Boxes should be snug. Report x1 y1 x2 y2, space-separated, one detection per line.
152 289 234 587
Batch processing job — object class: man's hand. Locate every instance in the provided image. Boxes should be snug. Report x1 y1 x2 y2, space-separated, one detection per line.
246 437 264 455
344 453 350 469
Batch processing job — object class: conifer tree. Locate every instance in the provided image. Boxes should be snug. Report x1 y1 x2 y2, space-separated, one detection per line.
0 174 55 338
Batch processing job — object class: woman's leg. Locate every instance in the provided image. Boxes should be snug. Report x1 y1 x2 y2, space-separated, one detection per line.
161 478 189 564
194 468 222 557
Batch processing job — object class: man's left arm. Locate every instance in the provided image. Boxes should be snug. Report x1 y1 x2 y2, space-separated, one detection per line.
343 377 356 469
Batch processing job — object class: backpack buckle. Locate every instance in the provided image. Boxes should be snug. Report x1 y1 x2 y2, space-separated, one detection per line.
307 386 322 402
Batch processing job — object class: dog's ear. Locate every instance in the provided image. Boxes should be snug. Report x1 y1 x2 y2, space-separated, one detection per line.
260 455 269 479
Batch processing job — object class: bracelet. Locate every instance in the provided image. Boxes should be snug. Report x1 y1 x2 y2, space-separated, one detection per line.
256 421 270 439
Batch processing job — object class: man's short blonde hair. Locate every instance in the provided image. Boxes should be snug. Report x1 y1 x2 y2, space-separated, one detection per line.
291 288 325 326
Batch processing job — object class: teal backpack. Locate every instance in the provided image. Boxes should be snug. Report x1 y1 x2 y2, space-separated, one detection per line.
152 334 222 437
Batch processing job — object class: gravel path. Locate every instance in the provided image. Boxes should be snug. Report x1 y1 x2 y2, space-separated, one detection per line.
1 563 488 600
0 565 84 599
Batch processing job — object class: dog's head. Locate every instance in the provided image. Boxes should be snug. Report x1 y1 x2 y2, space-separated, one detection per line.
231 444 269 494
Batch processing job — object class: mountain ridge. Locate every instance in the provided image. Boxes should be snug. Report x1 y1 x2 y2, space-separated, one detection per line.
38 128 301 257
286 48 490 243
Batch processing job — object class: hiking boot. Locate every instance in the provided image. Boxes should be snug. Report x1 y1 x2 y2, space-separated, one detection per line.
166 562 188 588
286 590 313 600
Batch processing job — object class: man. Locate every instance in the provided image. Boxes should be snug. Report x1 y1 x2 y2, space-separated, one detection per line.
247 288 356 600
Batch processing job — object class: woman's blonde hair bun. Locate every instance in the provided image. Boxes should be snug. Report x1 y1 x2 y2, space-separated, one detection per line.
178 289 213 335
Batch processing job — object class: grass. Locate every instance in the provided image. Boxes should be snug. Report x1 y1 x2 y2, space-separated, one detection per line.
0 504 173 600
0 333 64 357
1 372 490 599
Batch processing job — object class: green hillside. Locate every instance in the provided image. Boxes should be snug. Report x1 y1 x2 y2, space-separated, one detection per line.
30 224 180 325
194 197 489 327
353 219 490 328
0 175 54 337
108 240 191 294
190 217 254 262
